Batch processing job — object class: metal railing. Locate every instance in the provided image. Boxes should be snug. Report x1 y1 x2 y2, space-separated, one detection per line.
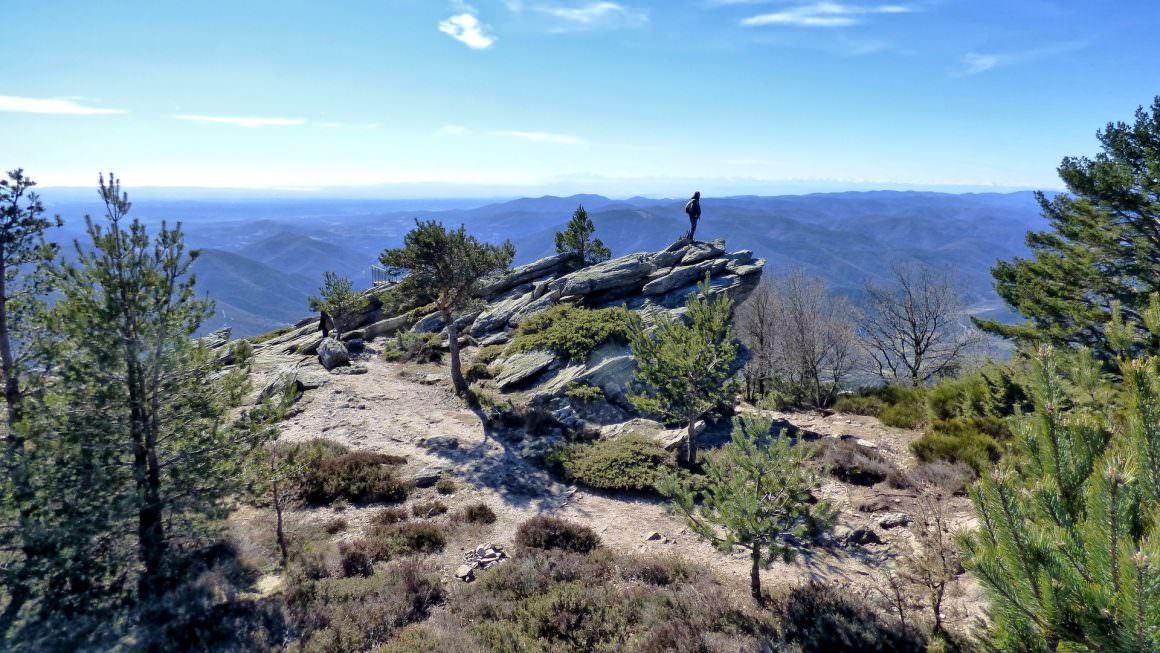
371 264 392 285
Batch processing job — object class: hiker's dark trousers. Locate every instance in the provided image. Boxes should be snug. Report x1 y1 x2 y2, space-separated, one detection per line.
686 217 698 241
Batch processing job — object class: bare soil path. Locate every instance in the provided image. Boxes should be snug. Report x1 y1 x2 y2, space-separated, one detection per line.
262 353 981 611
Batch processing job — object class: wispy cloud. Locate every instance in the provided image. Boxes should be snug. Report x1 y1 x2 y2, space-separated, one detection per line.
174 114 305 127
741 2 913 28
488 130 586 145
438 13 497 49
534 2 647 30
954 41 1087 75
0 95 126 115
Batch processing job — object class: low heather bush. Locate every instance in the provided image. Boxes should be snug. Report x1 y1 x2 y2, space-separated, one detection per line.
514 515 601 553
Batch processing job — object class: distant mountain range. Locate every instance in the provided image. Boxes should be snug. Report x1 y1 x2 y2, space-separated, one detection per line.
40 190 1047 337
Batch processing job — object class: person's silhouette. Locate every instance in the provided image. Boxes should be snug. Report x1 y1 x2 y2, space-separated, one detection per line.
684 191 701 241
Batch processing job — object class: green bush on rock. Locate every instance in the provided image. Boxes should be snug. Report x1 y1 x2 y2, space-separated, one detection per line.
509 304 639 362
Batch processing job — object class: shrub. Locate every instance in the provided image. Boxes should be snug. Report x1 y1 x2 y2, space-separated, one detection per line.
410 500 448 518
475 344 507 365
910 430 997 471
811 439 898 486
515 515 601 553
453 502 497 525
338 541 375 578
280 439 411 505
565 382 605 403
879 401 925 429
833 395 887 417
323 517 348 534
551 435 675 493
925 365 1030 421
514 582 629 651
618 554 698 586
910 417 1005 473
770 581 925 652
285 560 446 652
375 624 441 653
361 522 448 561
373 507 410 525
386 331 443 364
465 361 493 381
509 304 639 362
435 478 457 495
907 461 975 496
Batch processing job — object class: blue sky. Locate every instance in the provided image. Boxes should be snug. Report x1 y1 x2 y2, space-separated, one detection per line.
2 0 1158 196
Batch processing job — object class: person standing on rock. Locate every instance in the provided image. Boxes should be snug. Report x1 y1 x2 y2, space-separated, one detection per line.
319 309 334 339
684 191 701 242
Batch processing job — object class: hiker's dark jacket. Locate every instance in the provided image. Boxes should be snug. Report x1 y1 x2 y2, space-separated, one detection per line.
685 197 701 221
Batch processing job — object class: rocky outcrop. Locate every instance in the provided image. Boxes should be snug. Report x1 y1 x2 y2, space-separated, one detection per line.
226 237 763 435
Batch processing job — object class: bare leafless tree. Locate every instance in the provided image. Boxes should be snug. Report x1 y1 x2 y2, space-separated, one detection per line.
736 272 859 408
858 264 981 386
735 280 777 401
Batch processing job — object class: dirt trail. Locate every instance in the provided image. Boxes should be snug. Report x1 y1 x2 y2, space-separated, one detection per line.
271 355 978 604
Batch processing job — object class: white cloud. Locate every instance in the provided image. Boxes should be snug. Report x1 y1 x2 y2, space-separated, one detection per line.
955 41 1087 76
438 13 497 49
436 124 470 135
488 130 585 145
741 2 913 28
0 95 126 115
174 114 305 127
960 53 1000 74
534 2 647 29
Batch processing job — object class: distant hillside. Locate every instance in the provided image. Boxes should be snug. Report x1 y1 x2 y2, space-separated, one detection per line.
238 231 368 283
40 190 1046 338
192 250 317 336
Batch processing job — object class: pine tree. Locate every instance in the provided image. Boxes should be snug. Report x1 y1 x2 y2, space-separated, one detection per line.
554 204 610 268
51 174 262 601
0 170 61 637
380 220 514 394
629 277 739 466
308 271 368 339
659 416 831 601
978 97 1160 358
961 304 1160 651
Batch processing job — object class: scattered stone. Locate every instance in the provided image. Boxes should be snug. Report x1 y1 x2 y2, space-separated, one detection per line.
331 364 368 375
846 527 884 546
411 467 443 487
856 497 893 513
455 564 475 582
457 543 508 582
317 338 350 370
879 512 912 529
422 436 459 450
645 531 663 541
420 373 443 385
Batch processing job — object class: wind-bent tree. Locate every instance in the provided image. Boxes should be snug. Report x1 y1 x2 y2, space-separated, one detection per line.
380 220 514 394
629 277 738 466
979 97 1160 358
962 314 1160 651
52 174 259 600
0 170 60 636
308 271 368 339
859 263 979 386
660 416 830 601
555 204 610 269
